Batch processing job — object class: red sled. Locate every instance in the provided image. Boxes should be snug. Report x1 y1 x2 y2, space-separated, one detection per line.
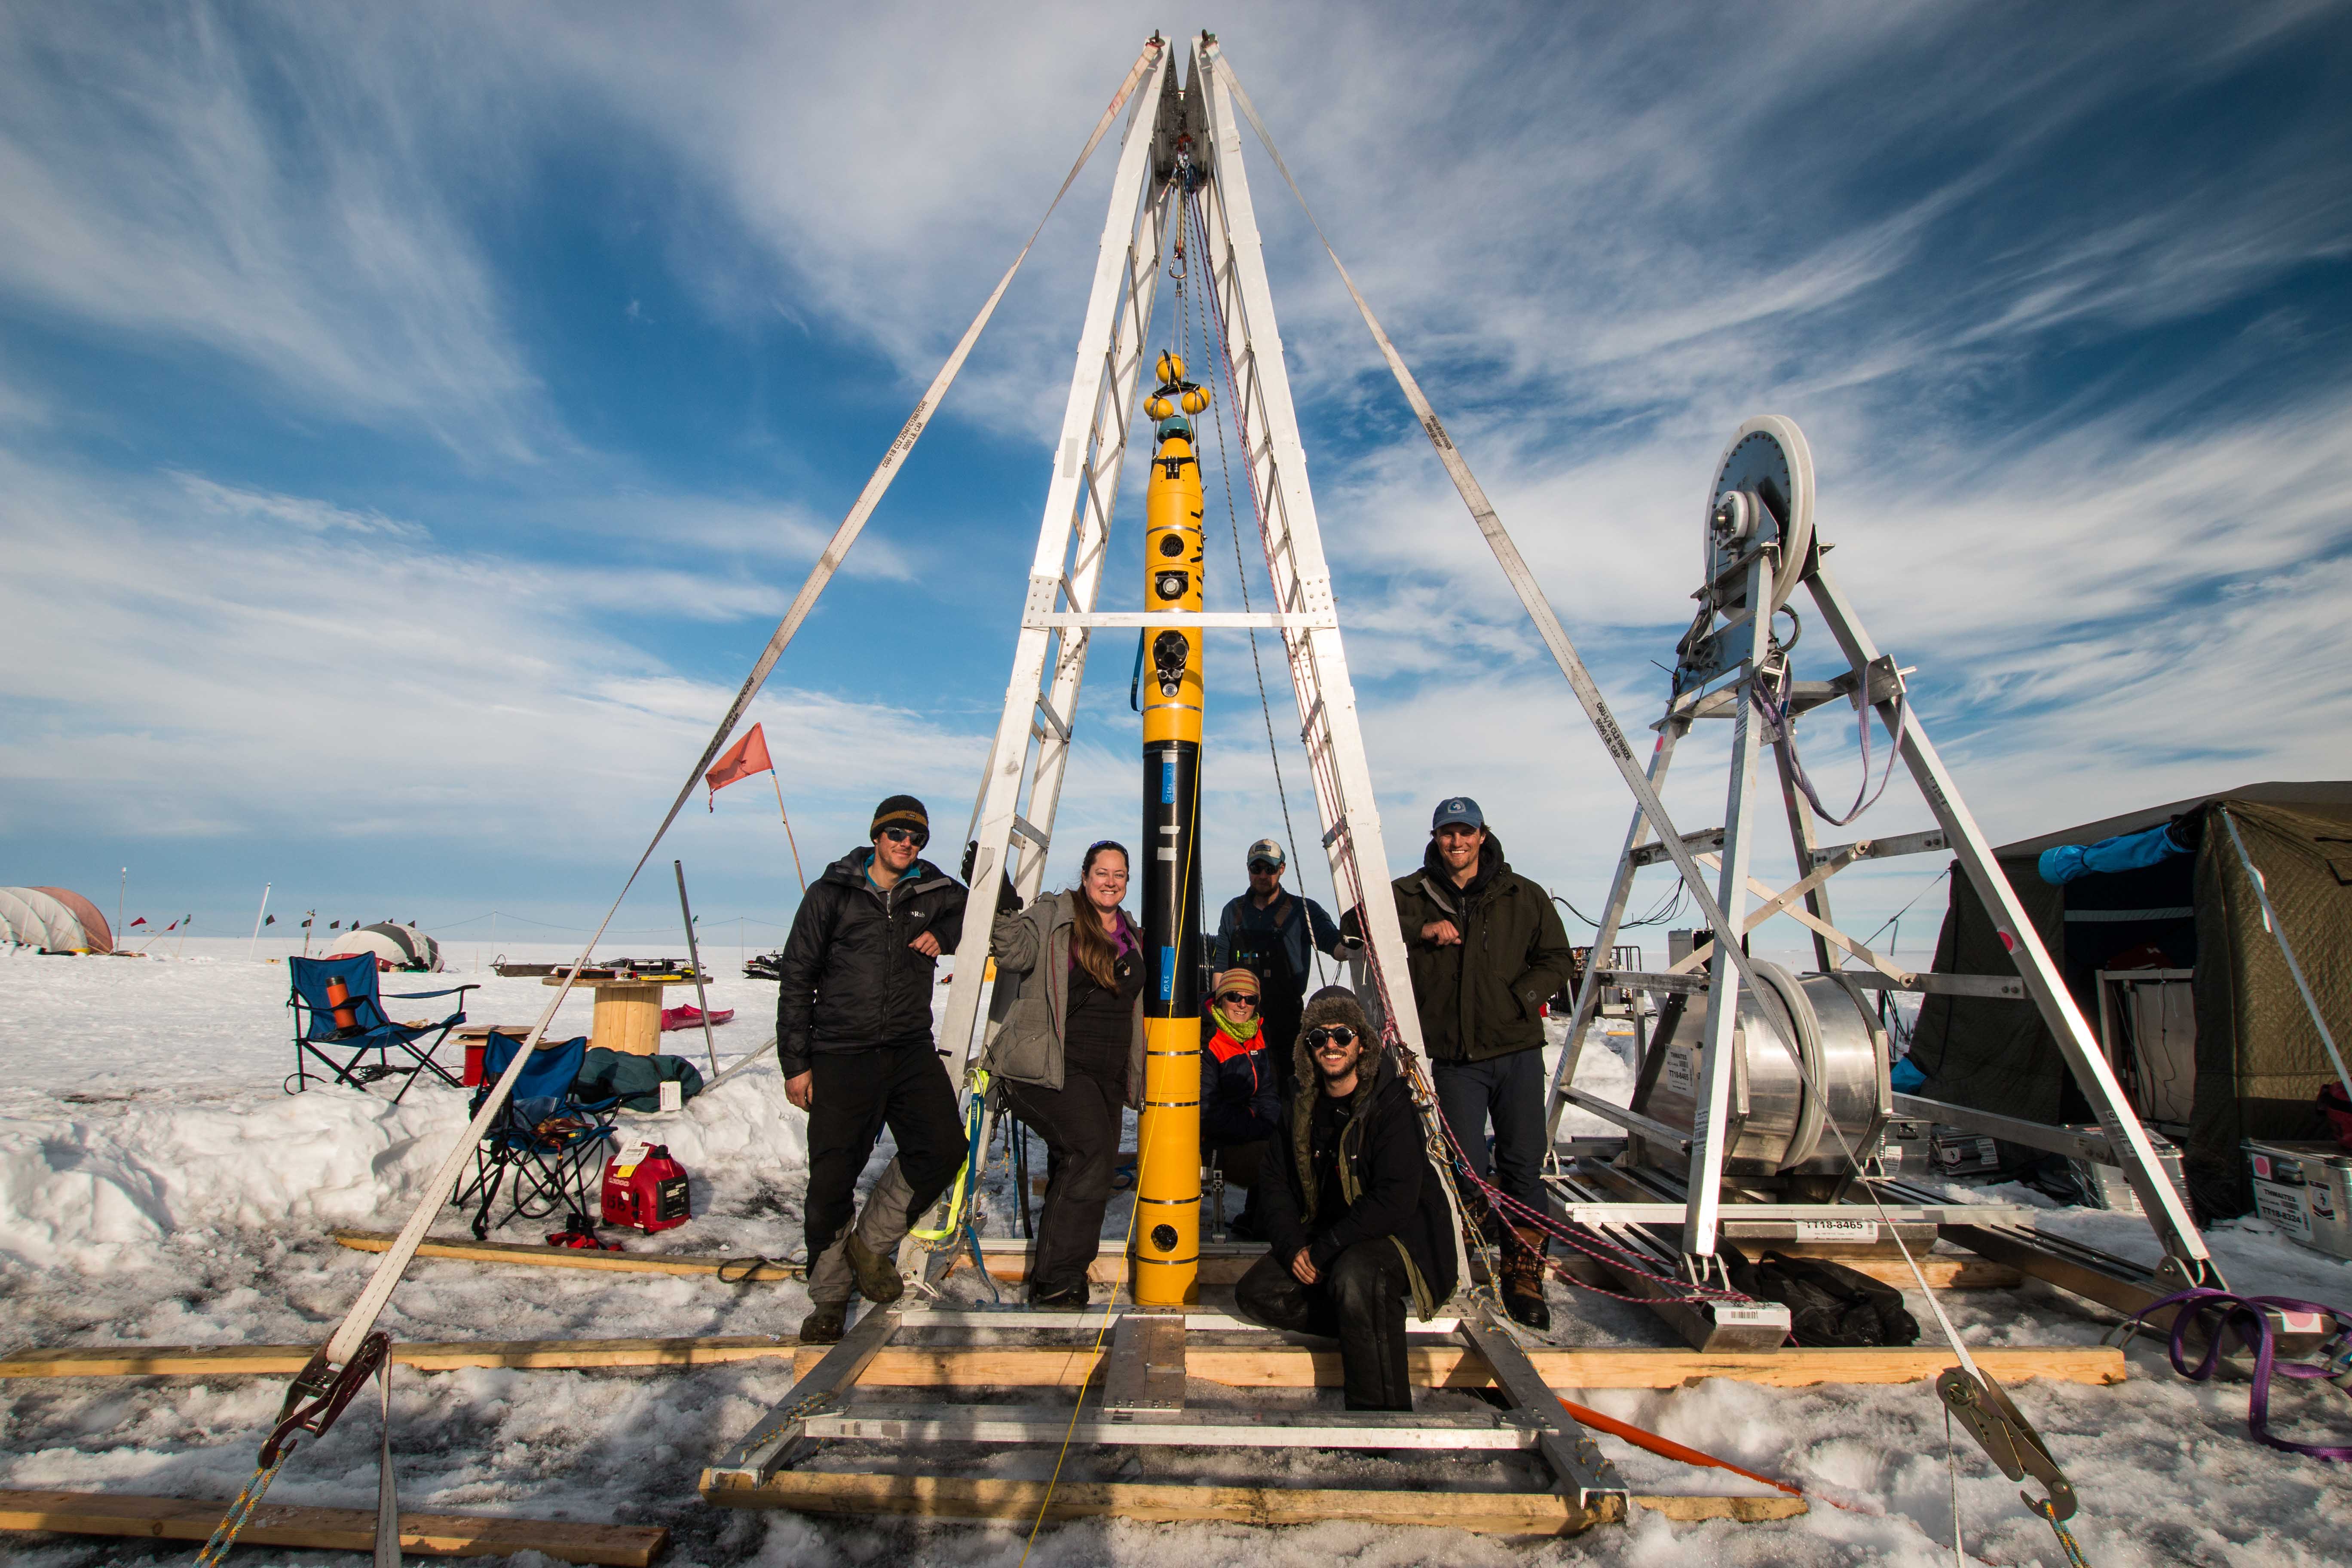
601 1142 692 1232
660 1004 734 1032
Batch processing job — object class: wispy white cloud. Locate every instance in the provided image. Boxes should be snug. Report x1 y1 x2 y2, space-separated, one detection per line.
1 0 2346 940
0 450 967 854
0 6 545 456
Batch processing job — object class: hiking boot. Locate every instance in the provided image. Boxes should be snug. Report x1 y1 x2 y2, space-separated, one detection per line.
844 1231 904 1306
1502 1225 1553 1332
799 1300 848 1345
1030 1280 1090 1311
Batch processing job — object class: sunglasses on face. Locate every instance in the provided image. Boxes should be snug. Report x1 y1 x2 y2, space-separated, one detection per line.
1215 992 1257 1007
1306 1025 1358 1049
878 827 927 846
1248 860 1280 873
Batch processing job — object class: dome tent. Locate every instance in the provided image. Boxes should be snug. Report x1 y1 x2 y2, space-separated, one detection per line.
321 922 442 972
0 888 115 952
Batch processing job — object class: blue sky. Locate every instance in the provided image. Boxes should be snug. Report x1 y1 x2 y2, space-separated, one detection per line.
2 2 2348 960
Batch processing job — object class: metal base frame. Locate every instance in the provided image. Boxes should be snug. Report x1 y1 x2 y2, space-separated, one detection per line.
709 35 1626 1529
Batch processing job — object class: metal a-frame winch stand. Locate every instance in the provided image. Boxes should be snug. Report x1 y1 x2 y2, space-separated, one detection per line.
1536 414 2239 1355
700 35 1649 1536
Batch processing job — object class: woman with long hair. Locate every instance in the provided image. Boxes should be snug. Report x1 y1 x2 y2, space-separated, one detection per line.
985 840 1145 1308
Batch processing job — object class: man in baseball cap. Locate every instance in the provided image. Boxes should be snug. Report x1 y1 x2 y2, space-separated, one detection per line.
1213 836 1354 1094
1391 793 1575 1330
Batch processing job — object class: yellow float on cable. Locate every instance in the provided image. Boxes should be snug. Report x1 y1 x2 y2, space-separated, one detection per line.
1134 354 1209 1308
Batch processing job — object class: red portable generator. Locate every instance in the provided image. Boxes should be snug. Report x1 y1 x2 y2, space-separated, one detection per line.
601 1142 692 1232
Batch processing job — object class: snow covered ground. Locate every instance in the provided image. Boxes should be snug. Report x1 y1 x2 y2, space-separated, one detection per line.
1 938 2347 1565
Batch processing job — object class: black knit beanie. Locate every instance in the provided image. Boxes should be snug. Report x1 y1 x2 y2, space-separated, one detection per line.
870 794 930 841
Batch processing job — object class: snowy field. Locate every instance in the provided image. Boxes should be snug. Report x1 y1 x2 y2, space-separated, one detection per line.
1 938 2348 1566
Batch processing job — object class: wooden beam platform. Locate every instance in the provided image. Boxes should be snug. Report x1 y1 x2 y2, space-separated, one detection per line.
702 1471 1806 1531
0 1336 792 1380
0 1488 665 1565
0 1336 2122 1388
791 1341 2125 1389
334 1228 800 1280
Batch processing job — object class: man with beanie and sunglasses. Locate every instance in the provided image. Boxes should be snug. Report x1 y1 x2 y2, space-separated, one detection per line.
777 794 991 1344
1234 986 1459 1410
1393 795 1576 1330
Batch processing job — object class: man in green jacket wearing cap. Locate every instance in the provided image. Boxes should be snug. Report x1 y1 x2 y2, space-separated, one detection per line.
1392 795 1576 1329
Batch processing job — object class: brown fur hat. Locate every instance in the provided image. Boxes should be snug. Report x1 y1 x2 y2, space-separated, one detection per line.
1291 984 1375 1082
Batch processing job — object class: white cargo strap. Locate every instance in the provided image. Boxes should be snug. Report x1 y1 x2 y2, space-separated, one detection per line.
1210 38 2022 1488
309 33 1167 1377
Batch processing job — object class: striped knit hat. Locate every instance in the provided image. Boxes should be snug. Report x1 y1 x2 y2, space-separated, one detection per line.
870 795 929 841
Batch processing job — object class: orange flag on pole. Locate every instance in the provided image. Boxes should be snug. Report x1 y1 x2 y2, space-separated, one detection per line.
704 723 774 810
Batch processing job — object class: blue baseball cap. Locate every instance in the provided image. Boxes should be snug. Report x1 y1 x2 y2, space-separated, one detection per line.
1431 796 1484 832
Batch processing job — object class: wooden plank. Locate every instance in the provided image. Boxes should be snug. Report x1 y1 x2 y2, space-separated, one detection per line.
978 1253 1257 1286
1 1336 793 1380
702 1470 1621 1534
1636 1494 1810 1522
797 1342 2125 1390
4 1335 2120 1390
334 1228 801 1281
0 1488 665 1566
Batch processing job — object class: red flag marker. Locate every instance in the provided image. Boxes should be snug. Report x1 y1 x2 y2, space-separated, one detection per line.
704 723 775 808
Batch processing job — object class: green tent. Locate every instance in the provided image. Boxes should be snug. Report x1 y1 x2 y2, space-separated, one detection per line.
1906 781 2352 1219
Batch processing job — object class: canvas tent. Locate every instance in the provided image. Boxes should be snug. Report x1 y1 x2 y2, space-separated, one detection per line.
0 887 115 953
320 922 443 972
1907 780 2352 1218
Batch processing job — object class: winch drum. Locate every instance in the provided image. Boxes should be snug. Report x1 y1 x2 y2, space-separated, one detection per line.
1634 961 1889 1176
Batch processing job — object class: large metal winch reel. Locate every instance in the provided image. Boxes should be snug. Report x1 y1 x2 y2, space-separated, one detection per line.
1701 415 1815 617
1632 962 1891 1184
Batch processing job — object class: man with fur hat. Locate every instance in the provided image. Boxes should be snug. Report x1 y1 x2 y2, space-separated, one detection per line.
1393 795 1576 1329
776 794 998 1344
1234 986 1459 1410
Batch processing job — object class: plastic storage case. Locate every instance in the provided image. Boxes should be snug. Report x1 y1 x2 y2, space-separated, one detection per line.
2245 1138 2352 1259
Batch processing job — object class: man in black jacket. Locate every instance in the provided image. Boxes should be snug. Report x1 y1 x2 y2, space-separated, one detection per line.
777 794 972 1344
1234 986 1459 1411
1392 795 1576 1330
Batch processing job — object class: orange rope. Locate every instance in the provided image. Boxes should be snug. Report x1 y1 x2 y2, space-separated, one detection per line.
1559 1394 1803 1497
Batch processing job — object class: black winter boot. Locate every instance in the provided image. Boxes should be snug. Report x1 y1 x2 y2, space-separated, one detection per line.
799 1300 848 1344
1502 1224 1553 1332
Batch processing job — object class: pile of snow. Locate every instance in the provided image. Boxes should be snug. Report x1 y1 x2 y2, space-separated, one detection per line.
0 938 2346 1567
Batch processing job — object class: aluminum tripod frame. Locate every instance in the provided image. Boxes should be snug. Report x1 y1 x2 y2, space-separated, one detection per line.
776 33 1625 1515
1538 465 2217 1281
930 35 1476 1300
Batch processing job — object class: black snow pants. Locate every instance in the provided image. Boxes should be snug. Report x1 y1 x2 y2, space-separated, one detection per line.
1233 1237 1415 1410
804 1043 965 1277
1000 1064 1127 1300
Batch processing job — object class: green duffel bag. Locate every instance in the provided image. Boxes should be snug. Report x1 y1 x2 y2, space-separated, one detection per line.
575 1047 705 1112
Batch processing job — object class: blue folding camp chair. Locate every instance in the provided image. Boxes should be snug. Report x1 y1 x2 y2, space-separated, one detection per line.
286 954 476 1102
450 1032 621 1240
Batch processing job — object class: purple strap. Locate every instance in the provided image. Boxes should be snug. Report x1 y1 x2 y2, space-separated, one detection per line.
2127 1288 2352 1461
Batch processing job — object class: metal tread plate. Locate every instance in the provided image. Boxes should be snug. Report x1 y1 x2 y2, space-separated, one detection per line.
804 1402 1539 1451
